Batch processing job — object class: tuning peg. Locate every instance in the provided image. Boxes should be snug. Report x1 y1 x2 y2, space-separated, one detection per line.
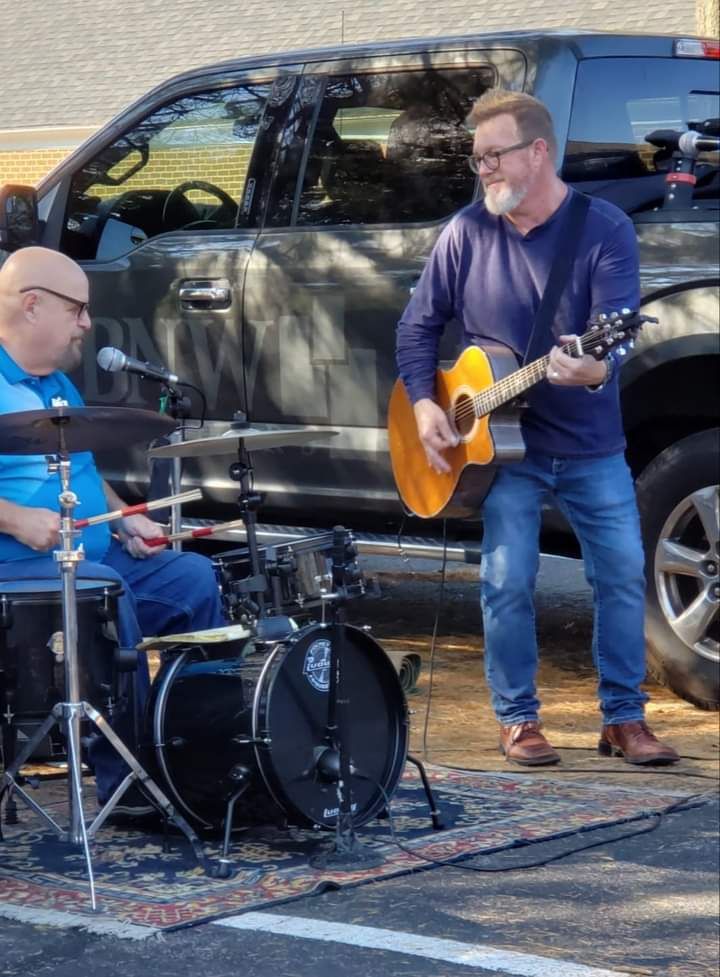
609 311 620 322
629 339 635 349
598 313 608 322
618 348 627 357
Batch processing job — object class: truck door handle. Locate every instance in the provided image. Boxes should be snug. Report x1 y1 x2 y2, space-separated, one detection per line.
179 280 232 310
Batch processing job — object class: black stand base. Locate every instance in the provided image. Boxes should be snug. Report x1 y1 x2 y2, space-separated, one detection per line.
309 829 385 872
0 701 230 881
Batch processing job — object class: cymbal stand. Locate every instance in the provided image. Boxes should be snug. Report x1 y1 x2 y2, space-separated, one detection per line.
310 527 384 870
0 436 231 909
157 383 193 552
227 425 267 622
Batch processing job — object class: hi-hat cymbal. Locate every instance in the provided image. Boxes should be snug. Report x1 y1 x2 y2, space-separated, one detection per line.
148 425 339 459
0 406 177 455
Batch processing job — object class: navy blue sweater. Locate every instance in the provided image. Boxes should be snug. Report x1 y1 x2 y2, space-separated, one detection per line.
396 189 640 458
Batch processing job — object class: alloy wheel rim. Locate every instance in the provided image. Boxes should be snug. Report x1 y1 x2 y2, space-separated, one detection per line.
654 485 720 664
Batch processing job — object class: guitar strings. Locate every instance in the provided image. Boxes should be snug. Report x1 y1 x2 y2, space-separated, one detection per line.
445 326 627 428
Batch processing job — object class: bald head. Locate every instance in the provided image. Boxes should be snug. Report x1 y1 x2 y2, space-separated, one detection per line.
0 247 88 307
0 247 90 374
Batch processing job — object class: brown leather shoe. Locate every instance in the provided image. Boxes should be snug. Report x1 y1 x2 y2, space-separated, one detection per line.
598 721 680 765
499 721 560 766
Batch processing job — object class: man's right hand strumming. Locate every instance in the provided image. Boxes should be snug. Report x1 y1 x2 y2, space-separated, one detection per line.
413 398 459 474
0 501 61 551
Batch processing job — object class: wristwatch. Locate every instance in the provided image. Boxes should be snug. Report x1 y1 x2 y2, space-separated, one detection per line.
587 352 616 393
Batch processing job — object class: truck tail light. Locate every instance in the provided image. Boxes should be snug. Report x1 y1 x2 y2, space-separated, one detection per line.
674 38 720 58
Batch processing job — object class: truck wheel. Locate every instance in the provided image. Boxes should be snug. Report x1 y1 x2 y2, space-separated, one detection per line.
636 429 720 710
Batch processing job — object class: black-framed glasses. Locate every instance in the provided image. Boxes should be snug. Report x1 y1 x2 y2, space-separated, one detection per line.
467 138 535 175
19 285 89 318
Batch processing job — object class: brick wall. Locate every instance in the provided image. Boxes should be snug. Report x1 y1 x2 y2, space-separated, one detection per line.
0 149 69 187
1 145 255 198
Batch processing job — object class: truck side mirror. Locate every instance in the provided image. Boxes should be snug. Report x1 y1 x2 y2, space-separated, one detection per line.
0 185 39 251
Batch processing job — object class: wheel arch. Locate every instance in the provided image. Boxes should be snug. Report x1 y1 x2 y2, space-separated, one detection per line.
621 333 719 479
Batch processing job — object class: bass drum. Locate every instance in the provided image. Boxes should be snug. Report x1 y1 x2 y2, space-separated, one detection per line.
146 623 408 831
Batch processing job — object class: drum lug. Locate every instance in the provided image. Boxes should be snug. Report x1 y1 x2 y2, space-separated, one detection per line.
0 597 12 630
230 735 271 746
168 736 187 749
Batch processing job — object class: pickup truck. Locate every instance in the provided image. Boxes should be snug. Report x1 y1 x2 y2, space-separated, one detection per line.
1 30 718 708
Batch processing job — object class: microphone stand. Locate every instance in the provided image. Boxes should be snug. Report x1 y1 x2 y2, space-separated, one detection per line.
309 528 384 871
158 383 192 551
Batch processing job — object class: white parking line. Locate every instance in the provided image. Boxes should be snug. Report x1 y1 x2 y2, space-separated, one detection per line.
213 912 630 976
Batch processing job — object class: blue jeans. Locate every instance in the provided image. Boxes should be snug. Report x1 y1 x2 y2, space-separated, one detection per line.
2 540 225 801
480 450 648 727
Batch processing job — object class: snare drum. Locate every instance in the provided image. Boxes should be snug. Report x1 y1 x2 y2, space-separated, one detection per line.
0 578 124 720
144 622 408 832
214 533 335 620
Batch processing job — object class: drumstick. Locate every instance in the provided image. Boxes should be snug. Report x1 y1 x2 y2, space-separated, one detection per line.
143 518 246 548
74 489 203 529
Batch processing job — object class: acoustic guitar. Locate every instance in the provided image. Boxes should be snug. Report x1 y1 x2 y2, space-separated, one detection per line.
388 310 654 519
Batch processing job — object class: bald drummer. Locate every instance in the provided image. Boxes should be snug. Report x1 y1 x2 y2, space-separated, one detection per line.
0 247 226 818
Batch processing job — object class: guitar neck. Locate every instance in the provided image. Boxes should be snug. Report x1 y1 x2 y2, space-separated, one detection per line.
473 352 552 416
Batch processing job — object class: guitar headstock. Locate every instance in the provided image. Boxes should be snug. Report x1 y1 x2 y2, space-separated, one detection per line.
581 309 658 361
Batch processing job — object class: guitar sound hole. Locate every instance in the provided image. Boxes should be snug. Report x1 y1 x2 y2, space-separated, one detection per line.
453 394 475 438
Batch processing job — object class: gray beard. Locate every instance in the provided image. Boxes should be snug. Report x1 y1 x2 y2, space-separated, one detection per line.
484 182 528 216
57 343 83 373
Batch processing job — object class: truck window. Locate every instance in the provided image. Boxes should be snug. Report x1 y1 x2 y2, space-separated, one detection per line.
61 83 272 261
271 66 493 227
563 57 719 212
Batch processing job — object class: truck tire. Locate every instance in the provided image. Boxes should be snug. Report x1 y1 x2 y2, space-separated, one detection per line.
636 429 720 710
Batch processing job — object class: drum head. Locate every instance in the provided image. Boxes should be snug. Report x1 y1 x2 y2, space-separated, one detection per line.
0 578 121 601
255 623 408 828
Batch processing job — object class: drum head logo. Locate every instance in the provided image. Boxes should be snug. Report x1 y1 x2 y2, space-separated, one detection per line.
303 639 331 692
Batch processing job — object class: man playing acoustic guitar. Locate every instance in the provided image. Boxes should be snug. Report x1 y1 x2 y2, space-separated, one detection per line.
396 89 679 766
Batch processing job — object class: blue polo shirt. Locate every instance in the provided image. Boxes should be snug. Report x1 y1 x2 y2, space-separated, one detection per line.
0 345 111 562
396 189 640 458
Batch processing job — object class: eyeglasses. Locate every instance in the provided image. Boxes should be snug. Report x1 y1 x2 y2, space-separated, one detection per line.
19 285 89 319
467 138 535 175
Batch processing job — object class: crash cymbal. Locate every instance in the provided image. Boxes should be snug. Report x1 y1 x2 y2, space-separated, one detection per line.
148 425 339 459
0 406 177 455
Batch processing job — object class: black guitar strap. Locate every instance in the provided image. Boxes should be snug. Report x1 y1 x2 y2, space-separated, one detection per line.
522 190 592 365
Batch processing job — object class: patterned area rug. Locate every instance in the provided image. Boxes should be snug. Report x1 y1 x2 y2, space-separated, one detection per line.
0 766 685 932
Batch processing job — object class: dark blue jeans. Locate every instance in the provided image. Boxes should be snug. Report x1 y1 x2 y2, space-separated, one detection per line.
480 450 648 727
2 540 225 801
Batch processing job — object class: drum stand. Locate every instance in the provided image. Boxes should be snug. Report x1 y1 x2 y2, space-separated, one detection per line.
0 448 231 910
307 528 385 870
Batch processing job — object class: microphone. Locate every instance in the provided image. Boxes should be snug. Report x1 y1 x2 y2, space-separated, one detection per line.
646 128 720 156
678 131 720 155
97 347 180 385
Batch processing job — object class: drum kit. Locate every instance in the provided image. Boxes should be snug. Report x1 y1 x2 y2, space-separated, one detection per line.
0 405 441 908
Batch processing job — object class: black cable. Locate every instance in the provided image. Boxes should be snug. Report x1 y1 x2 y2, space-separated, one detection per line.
369 776 713 875
393 523 718 782
420 518 449 758
430 761 719 782
534 745 718 761
180 381 207 429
